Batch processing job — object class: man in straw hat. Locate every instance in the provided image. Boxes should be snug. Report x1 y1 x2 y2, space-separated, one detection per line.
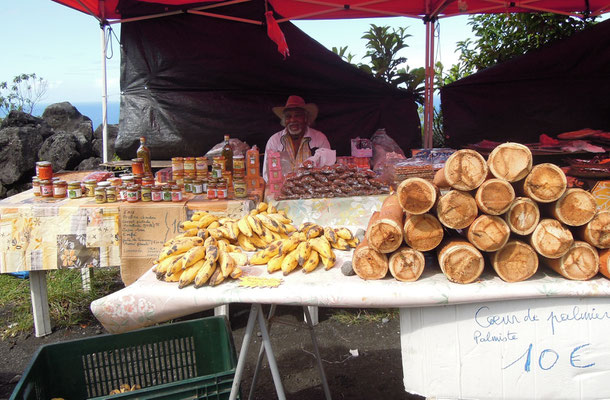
263 95 330 181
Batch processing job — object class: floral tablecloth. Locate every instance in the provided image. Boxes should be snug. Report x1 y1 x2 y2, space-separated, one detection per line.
0 191 120 272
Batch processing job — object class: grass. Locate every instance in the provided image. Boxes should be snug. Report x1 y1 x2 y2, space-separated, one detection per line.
329 308 398 325
0 267 123 338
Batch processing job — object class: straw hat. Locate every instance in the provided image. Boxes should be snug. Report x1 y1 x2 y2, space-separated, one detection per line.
272 95 318 122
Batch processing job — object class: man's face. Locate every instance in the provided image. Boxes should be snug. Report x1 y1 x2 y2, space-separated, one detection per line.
284 109 308 137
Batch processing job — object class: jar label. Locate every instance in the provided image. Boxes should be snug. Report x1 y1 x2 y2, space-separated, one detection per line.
217 188 228 199
172 191 183 202
126 191 138 202
41 186 54 197
152 191 163 202
207 188 217 199
68 188 82 199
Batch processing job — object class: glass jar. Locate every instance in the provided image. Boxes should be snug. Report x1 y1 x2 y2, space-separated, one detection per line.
141 185 152 202
53 180 67 198
233 177 247 199
222 171 232 190
32 177 41 197
192 179 204 194
132 174 143 186
105 187 117 203
84 180 97 197
142 175 155 186
162 185 172 202
184 157 196 176
126 186 139 203
119 185 128 201
207 179 217 200
68 181 82 199
151 185 163 202
97 181 111 189
183 178 193 193
121 175 134 186
171 157 184 175
212 156 225 179
40 180 53 198
233 155 245 176
195 157 207 175
131 158 144 175
94 187 106 204
171 185 183 202
217 178 228 200
36 161 53 180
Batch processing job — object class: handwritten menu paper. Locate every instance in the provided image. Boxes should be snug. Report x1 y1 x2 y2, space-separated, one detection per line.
120 203 185 258
400 297 610 399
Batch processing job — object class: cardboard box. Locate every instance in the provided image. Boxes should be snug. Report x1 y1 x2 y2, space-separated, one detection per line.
400 297 610 399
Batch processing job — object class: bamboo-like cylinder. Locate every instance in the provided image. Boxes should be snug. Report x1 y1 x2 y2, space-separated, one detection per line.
475 178 515 215
599 249 610 279
353 212 389 280
367 194 404 253
396 177 438 215
530 218 574 259
443 149 489 191
542 241 599 281
577 210 610 249
467 215 511 252
491 240 539 282
389 246 426 282
504 197 540 236
521 163 567 203
433 167 450 189
437 239 485 284
403 213 444 252
436 190 478 230
487 142 533 182
547 188 597 227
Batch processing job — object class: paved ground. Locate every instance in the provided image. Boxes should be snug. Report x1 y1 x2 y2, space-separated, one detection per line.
0 304 425 399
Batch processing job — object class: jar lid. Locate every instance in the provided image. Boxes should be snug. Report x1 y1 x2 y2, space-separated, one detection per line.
108 177 121 183
97 181 111 187
95 187 106 192
131 158 144 163
171 185 181 190
122 175 134 181
84 179 98 184
39 179 51 184
184 157 195 160
141 185 152 191
151 185 162 190
36 161 51 166
105 186 115 191
233 155 244 159
172 157 184 161
127 185 138 190
193 179 203 184
32 177 39 182
196 156 207 160
54 180 67 185
68 181 81 186
184 178 193 182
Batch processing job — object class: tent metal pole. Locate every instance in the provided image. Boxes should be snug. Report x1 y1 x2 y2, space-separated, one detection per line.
423 17 435 149
100 6 109 163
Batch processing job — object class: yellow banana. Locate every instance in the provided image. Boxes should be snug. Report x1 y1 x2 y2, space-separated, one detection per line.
158 239 202 262
217 240 229 253
331 237 350 251
190 212 205 222
197 229 209 240
229 251 248 266
310 236 332 259
182 228 198 237
165 254 188 276
182 245 206 269
278 235 300 256
324 227 337 244
247 215 265 236
203 236 218 248
249 240 281 265
194 259 216 288
229 221 241 241
347 237 360 248
163 236 204 249
231 267 243 279
164 269 183 282
283 223 297 233
302 250 320 273
154 253 183 276
216 225 234 241
249 209 259 216
179 220 199 231
267 203 277 214
207 221 220 230
248 233 268 249
256 201 268 213
237 216 253 237
335 227 354 241
268 213 292 225
267 254 285 273
219 250 236 278
197 214 218 229
281 248 300 275
259 226 276 244
209 267 226 286
178 259 205 288
306 224 324 239
298 222 314 233
256 213 281 232
296 241 312 266
320 250 336 270
207 228 225 241
205 244 219 263
237 233 257 251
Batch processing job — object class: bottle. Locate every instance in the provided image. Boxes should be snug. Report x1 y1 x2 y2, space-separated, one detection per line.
136 136 152 176
221 135 233 172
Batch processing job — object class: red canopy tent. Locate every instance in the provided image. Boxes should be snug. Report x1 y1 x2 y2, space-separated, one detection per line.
51 0 610 159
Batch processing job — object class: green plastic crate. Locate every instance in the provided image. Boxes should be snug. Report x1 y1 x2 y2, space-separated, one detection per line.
10 316 238 400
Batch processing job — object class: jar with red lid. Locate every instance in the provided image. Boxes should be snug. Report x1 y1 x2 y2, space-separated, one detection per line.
32 177 41 197
131 158 144 175
40 180 53 198
207 179 217 200
36 161 53 180
171 185 183 202
217 178 228 200
53 180 67 198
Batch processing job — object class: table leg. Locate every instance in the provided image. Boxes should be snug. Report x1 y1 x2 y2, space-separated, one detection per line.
29 270 52 337
248 304 277 400
230 304 259 400
303 306 332 400
256 304 286 400
304 305 319 325
214 304 229 318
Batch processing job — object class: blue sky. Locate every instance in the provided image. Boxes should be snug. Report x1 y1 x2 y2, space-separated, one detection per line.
1 1 475 104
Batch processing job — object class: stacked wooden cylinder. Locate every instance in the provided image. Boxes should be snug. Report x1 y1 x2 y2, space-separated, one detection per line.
352 143 610 284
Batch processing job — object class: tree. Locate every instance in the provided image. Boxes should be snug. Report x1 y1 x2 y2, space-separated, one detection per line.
0 73 48 117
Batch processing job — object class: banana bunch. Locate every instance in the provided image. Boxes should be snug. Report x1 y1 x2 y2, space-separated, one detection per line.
109 383 142 395
249 223 359 275
232 202 297 252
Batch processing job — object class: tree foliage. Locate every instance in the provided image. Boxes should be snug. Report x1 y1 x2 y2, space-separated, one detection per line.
0 73 48 117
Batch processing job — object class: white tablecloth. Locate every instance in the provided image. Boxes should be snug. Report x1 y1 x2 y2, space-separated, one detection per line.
91 249 610 333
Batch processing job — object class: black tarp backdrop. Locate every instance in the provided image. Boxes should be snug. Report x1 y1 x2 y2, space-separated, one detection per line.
441 18 610 149
115 0 421 160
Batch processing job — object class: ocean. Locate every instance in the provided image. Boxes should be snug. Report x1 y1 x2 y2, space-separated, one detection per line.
32 101 120 130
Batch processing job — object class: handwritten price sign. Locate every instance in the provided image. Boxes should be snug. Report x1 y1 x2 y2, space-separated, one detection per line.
401 297 610 399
